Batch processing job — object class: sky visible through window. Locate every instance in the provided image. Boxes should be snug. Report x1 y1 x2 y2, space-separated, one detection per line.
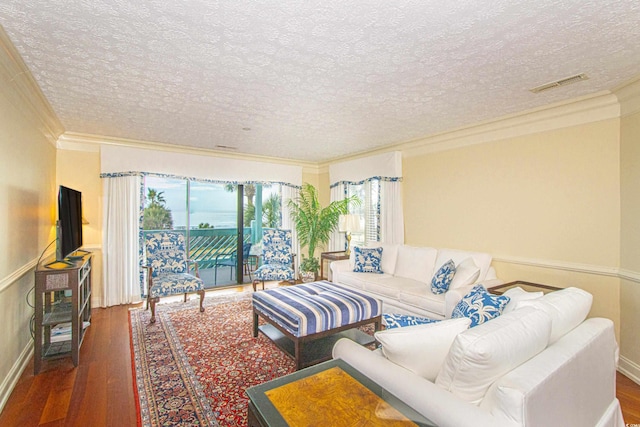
145 177 277 229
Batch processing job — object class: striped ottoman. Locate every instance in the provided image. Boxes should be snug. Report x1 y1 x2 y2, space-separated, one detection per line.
252 281 382 369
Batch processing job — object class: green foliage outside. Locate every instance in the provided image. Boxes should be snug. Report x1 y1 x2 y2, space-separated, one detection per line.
225 184 281 228
143 189 174 230
288 183 360 273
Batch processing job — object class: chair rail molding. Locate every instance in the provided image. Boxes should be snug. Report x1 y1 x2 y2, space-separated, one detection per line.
0 254 46 294
492 254 635 282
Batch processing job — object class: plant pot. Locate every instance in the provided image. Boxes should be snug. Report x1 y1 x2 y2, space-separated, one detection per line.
300 271 316 283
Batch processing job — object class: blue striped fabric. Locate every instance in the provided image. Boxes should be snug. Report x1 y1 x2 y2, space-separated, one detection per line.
252 281 381 337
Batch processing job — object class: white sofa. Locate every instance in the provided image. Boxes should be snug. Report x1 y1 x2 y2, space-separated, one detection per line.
330 243 502 319
333 287 624 427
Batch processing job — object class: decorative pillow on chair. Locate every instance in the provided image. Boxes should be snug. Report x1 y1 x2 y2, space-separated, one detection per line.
382 313 440 329
430 259 456 294
451 285 510 327
353 246 384 273
375 317 471 381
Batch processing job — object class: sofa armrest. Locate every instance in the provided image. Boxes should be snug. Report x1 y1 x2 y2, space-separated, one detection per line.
330 259 351 282
332 338 511 427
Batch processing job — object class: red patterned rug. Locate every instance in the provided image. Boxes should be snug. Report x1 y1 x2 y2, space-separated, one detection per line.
129 292 296 427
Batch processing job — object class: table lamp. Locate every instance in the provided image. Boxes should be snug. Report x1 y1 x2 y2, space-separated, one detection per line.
339 214 362 257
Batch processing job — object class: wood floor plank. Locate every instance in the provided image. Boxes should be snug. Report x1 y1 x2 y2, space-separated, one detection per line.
0 288 639 426
39 387 72 425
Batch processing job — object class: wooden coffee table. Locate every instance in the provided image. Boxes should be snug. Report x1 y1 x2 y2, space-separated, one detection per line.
246 358 435 427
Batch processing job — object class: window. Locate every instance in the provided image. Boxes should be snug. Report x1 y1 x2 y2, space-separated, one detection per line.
142 177 283 287
346 180 380 247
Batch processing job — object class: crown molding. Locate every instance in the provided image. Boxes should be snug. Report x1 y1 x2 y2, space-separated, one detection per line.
57 131 317 169
614 75 640 118
0 26 64 146
398 90 620 157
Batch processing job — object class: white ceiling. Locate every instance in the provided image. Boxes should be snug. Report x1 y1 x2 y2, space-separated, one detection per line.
1 1 639 163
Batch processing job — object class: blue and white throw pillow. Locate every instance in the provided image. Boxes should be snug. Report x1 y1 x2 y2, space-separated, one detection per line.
383 313 440 329
431 259 456 294
451 284 510 327
353 246 384 273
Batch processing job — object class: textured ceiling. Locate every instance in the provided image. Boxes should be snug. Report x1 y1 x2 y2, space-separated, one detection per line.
1 1 639 162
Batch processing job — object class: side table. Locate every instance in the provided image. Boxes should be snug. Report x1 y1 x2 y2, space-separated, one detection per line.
320 251 349 280
488 280 562 295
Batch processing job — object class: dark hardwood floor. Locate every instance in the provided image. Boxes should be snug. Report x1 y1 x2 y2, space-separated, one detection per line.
1 287 639 426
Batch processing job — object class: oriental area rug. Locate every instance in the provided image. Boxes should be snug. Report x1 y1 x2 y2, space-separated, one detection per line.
129 292 296 427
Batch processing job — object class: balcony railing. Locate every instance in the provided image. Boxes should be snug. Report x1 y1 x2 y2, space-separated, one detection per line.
143 227 254 268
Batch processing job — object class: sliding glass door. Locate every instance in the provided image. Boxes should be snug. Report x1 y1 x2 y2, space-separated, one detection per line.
143 176 257 288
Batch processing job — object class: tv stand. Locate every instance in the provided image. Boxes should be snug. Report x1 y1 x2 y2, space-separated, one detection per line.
34 253 92 374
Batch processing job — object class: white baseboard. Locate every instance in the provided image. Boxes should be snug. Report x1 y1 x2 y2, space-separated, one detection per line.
618 355 640 385
0 343 32 413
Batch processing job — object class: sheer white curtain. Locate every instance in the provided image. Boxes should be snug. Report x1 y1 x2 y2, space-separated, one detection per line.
380 180 405 244
281 185 300 275
329 184 346 251
102 175 143 307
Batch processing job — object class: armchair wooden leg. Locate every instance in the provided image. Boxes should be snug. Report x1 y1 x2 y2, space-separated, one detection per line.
198 290 205 313
149 297 159 323
252 279 266 292
184 293 187 303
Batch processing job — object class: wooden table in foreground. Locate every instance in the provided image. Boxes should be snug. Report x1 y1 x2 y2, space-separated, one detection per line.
487 280 562 295
246 358 435 427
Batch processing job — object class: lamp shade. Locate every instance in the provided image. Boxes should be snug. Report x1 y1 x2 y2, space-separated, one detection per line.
339 214 362 233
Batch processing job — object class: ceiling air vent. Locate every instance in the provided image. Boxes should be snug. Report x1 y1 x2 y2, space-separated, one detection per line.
215 144 237 151
529 73 589 94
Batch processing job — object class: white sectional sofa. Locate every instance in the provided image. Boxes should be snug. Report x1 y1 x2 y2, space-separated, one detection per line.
330 243 503 319
333 287 624 427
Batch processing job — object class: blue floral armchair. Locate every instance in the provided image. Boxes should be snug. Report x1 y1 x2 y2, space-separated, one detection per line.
143 231 205 323
252 229 296 291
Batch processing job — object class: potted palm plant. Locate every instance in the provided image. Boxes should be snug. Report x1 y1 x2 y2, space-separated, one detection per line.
288 183 360 281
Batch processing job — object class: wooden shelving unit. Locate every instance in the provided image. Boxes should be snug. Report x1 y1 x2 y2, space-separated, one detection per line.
34 253 92 374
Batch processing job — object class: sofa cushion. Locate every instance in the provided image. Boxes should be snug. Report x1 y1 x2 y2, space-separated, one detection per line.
516 287 592 343
449 257 481 290
502 286 543 314
338 271 394 291
394 245 437 283
436 249 492 282
435 306 552 405
353 246 384 273
395 280 447 317
349 243 399 275
431 259 456 294
375 318 471 382
451 285 510 327
382 313 440 329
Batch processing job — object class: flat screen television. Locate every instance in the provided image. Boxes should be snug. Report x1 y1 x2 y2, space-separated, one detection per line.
56 185 84 261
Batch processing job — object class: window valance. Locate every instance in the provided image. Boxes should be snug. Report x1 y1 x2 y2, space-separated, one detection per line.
329 151 402 186
100 146 303 187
